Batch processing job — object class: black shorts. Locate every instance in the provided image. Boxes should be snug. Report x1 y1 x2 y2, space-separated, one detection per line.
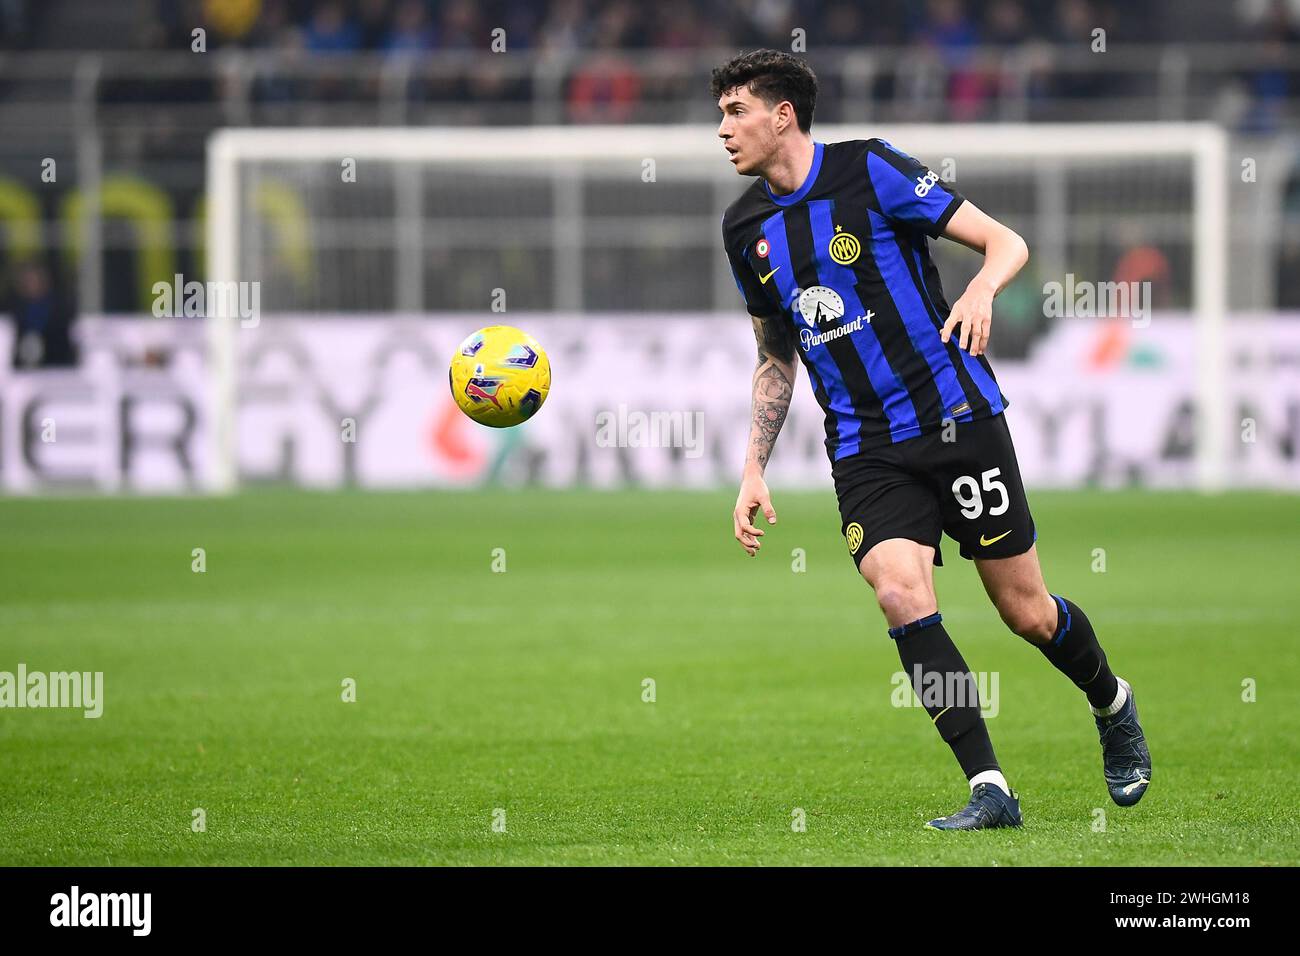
833 412 1036 570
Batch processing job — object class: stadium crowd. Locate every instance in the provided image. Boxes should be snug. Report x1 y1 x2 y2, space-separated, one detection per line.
143 0 1291 53
131 0 1298 129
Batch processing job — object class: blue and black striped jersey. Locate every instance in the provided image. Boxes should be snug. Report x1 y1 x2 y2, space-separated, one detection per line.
722 138 1008 461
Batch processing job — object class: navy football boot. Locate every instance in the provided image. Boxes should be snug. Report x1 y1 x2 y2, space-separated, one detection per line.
1095 677 1152 806
925 783 1023 831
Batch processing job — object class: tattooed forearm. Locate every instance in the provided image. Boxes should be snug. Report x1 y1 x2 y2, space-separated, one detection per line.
749 360 793 470
747 314 796 472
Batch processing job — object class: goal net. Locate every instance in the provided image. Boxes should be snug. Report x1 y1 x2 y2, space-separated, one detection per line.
206 123 1230 492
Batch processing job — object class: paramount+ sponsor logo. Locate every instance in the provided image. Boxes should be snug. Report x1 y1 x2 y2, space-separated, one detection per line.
799 313 871 351
794 286 874 352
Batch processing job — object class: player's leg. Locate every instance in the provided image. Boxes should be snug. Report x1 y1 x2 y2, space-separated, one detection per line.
934 413 1115 698
859 538 1003 783
936 412 1150 806
858 540 1021 829
857 536 937 626
974 545 1116 703
975 546 1151 806
836 448 1020 829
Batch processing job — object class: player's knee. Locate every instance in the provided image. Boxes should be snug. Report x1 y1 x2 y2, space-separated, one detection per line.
998 592 1056 644
872 577 936 627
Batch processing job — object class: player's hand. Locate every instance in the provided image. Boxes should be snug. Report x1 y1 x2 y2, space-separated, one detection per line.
733 472 777 557
941 278 996 357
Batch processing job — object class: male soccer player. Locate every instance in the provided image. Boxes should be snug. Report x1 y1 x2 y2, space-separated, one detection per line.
714 50 1151 830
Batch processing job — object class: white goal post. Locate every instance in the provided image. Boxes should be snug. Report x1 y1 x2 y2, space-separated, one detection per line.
207 123 1229 493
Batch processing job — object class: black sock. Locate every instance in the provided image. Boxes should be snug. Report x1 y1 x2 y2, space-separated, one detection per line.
1038 595 1119 710
890 613 999 780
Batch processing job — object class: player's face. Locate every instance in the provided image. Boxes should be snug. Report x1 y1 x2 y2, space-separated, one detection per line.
717 87 779 177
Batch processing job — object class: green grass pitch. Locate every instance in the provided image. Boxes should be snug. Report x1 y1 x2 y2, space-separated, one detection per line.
1 488 1296 866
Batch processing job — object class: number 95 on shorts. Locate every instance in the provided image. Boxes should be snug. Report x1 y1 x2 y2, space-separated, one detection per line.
831 412 1036 569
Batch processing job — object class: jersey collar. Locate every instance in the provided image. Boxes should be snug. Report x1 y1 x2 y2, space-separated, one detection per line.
763 141 824 207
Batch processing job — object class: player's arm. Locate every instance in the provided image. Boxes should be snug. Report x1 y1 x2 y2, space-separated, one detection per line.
938 201 1029 357
734 312 797 557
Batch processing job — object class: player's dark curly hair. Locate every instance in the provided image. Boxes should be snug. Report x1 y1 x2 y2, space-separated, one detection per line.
709 50 818 133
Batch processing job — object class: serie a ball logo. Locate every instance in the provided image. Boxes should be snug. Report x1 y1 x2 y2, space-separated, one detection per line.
449 325 551 428
829 226 860 265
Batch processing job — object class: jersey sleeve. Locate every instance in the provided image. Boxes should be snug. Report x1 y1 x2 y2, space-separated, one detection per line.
722 213 780 318
865 139 965 238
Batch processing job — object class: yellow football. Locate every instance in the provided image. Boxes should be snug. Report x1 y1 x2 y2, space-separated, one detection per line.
448 325 551 428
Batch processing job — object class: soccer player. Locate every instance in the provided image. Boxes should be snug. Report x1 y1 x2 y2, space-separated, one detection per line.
714 50 1151 830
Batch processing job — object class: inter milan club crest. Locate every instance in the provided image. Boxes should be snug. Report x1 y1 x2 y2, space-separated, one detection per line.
754 238 770 258
845 522 864 554
828 225 860 265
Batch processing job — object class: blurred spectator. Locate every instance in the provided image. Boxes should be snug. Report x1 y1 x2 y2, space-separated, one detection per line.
249 0 294 47
1238 0 1300 26
746 0 797 39
303 0 360 53
357 0 391 49
1276 161 1300 308
567 51 641 123
537 0 589 51
437 0 482 49
919 0 981 63
0 0 34 49
1046 0 1114 104
823 3 870 46
986 0 1030 46
918 0 989 120
566 3 642 122
6 262 76 369
1052 0 1096 43
649 1 701 49
497 1 542 49
385 0 435 54
252 14 307 102
130 0 1298 60
1238 0 1299 131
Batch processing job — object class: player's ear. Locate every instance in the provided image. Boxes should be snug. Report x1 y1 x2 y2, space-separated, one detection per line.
777 100 794 133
